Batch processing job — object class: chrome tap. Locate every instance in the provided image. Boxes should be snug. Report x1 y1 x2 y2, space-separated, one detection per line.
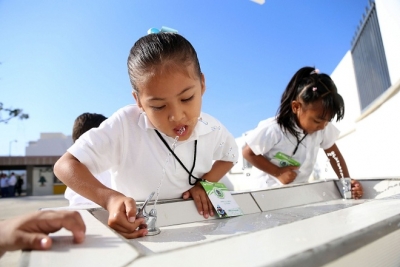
146 208 161 236
342 178 352 199
135 191 161 236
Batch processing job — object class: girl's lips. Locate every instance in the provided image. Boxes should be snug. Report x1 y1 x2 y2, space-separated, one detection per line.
174 125 187 136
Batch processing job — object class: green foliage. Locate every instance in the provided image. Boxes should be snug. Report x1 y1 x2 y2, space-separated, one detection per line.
0 102 29 123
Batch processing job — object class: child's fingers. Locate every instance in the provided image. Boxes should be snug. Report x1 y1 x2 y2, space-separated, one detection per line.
207 198 214 217
182 190 190 199
108 210 141 233
351 180 363 199
119 228 148 239
288 166 299 171
194 193 211 219
52 211 86 244
13 232 52 251
124 198 137 222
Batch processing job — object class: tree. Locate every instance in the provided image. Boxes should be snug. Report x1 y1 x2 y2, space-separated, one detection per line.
0 102 29 123
0 62 30 123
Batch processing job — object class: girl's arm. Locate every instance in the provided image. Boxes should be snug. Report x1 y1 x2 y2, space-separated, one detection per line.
324 144 363 199
242 144 280 177
242 144 298 184
54 152 118 208
323 144 350 178
54 152 148 238
202 160 234 182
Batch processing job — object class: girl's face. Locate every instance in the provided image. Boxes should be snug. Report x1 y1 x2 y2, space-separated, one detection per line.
292 99 331 134
133 64 205 141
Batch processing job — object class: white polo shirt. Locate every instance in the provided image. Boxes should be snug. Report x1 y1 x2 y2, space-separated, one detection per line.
68 104 238 201
244 117 339 188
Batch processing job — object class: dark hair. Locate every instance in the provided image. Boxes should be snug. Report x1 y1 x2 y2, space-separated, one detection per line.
72 113 107 142
276 66 345 138
127 33 201 92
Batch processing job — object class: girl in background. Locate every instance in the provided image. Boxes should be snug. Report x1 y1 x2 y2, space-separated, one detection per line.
243 66 363 199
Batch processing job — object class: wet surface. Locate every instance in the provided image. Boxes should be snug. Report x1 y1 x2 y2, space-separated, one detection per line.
133 198 372 252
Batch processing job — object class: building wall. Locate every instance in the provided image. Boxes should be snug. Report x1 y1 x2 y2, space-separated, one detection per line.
26 133 73 156
326 0 400 179
335 81 400 179
24 133 71 195
375 0 400 84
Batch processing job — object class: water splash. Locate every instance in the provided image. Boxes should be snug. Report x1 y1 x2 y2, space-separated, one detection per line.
327 151 349 199
171 136 179 151
154 136 180 207
211 126 221 131
198 117 209 125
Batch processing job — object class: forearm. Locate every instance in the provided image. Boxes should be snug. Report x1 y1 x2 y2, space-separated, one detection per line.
54 152 121 208
201 160 234 183
325 144 350 179
243 145 280 177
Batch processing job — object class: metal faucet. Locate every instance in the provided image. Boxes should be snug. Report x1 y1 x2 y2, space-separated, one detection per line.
136 192 161 236
342 178 352 199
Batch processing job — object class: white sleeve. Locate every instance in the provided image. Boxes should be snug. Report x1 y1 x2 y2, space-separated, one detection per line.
67 109 126 175
244 119 281 156
213 123 239 163
320 122 340 150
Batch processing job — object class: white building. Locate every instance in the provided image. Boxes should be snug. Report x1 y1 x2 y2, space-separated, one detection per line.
227 0 400 189
26 133 73 156
24 132 72 195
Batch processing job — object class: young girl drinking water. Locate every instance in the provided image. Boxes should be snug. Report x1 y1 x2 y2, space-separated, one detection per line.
54 32 238 238
242 66 363 199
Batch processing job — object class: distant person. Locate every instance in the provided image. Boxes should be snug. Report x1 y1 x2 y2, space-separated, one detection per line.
54 32 238 239
0 210 85 258
242 67 363 199
0 173 8 198
7 172 17 197
15 176 24 196
64 112 111 206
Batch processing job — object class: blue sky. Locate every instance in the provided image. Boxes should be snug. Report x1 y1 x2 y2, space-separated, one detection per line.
0 0 369 156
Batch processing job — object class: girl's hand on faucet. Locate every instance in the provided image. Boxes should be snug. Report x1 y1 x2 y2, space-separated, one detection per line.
182 182 214 219
351 179 363 199
106 194 148 238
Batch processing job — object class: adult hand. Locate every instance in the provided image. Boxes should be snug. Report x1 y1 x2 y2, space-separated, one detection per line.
277 166 299 184
351 179 363 199
182 182 214 219
106 194 148 239
0 210 85 256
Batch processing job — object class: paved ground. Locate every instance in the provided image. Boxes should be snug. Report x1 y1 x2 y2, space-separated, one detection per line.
0 195 69 267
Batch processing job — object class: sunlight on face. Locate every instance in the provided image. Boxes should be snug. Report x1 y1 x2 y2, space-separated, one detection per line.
133 64 205 141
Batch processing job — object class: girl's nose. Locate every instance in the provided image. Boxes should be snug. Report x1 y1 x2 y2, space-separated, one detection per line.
168 106 185 122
